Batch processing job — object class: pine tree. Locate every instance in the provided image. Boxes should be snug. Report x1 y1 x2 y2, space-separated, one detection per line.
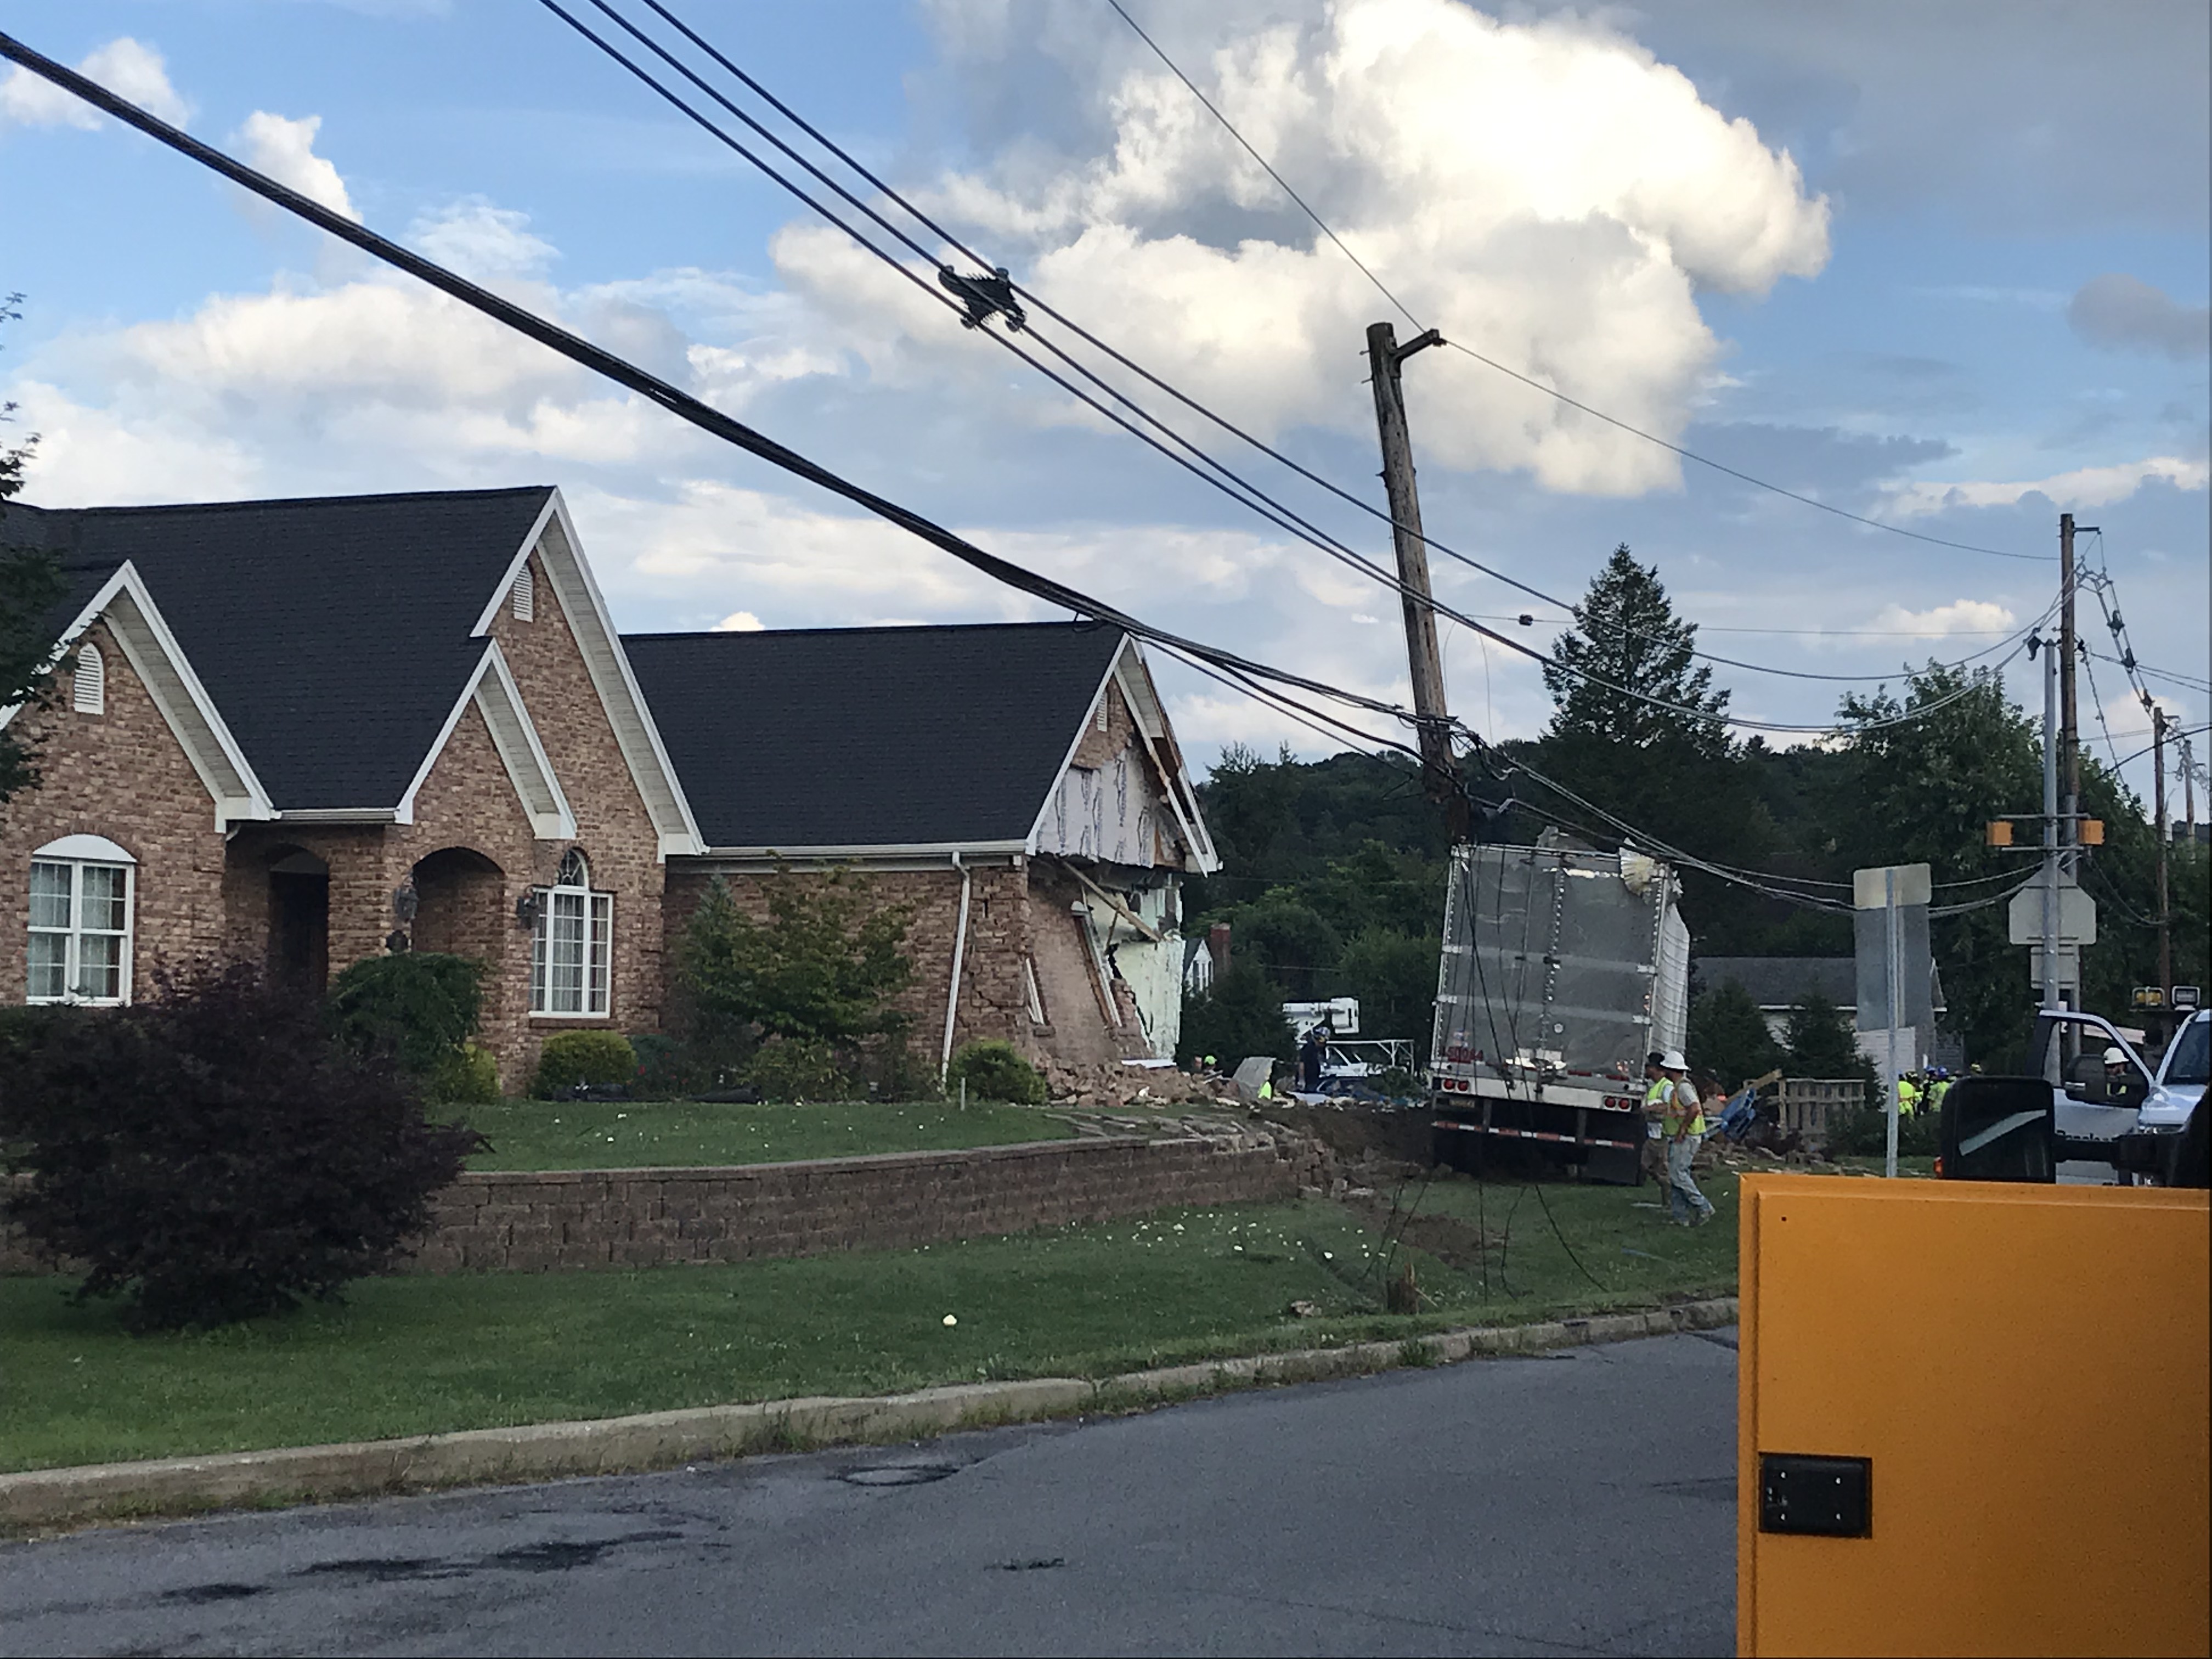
1543 544 1730 757
0 294 66 809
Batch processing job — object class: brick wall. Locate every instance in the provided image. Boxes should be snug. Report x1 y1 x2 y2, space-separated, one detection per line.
487 549 666 1053
662 860 1041 1066
0 1131 1326 1276
217 545 670 1088
407 1130 1319 1272
0 619 227 1002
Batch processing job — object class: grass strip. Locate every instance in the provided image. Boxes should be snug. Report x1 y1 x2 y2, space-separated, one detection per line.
457 1097 1078 1171
0 1175 1740 1474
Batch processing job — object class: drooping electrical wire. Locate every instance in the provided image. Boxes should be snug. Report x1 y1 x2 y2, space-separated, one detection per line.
562 0 2061 693
526 2 2047 734
1101 0 2056 567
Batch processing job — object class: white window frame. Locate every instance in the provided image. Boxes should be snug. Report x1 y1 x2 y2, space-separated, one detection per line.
27 838 136 1006
529 850 612 1017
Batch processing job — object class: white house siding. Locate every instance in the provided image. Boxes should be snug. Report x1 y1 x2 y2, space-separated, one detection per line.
1042 749 1160 867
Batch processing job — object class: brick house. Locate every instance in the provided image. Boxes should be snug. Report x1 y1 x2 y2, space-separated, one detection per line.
0 488 698 1084
629 620 1218 1075
0 487 1216 1085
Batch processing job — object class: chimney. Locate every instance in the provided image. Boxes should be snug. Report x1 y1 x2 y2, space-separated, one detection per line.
1207 922 1231 977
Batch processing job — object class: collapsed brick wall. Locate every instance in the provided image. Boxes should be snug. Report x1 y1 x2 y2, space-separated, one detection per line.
405 1131 1318 1272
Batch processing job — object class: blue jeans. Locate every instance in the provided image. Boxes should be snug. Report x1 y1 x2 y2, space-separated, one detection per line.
1666 1135 1714 1223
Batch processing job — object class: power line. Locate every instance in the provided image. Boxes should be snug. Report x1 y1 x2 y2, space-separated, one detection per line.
578 0 2052 695
529 3 2040 732
1102 1 2056 568
0 30 1439 736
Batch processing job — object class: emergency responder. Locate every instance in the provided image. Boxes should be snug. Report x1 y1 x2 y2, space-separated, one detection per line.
1655 1049 1714 1225
1897 1072 1923 1116
1927 1068 1952 1114
1640 1051 1670 1182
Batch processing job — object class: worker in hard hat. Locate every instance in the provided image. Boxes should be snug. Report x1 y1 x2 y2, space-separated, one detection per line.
1897 1072 1922 1117
1654 1049 1714 1226
2102 1046 2147 1109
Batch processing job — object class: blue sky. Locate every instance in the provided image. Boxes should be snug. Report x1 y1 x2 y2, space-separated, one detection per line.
2 0 2205 812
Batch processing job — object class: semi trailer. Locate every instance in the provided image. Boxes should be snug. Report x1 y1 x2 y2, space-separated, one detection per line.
1427 840 1690 1183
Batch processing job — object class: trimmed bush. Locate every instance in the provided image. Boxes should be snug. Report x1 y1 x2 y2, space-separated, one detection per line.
327 952 484 1080
430 1040 501 1105
532 1030 639 1098
0 963 481 1331
743 1037 850 1103
946 1039 1047 1105
628 1032 701 1098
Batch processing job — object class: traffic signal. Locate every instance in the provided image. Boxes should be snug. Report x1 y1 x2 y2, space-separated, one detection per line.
1986 820 2014 847
2079 819 2105 845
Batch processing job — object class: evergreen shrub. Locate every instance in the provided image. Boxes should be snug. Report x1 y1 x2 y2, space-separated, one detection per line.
945 1039 1047 1105
742 1037 850 1103
532 1030 638 1097
326 952 484 1080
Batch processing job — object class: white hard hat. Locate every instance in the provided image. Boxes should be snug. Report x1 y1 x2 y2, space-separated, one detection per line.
1660 1049 1688 1071
2102 1046 2128 1065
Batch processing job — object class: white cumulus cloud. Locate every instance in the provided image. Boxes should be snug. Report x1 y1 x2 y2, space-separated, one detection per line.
1866 599 2017 637
791 0 1830 495
712 611 766 632
1885 455 2210 517
233 111 358 221
0 37 191 130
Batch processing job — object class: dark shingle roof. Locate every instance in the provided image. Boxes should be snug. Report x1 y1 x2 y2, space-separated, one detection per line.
623 622 1125 849
3 489 551 808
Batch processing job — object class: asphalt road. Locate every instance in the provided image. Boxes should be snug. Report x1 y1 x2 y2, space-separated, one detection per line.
0 1329 1739 1658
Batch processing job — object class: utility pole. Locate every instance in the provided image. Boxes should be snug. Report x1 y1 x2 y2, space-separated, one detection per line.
2058 514 2081 876
2154 707 2171 997
2038 632 2061 1013
1366 320 1469 841
2186 735 2198 845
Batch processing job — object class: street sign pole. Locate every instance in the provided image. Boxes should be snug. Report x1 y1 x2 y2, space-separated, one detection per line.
2040 635 2061 1013
1885 865 1904 1180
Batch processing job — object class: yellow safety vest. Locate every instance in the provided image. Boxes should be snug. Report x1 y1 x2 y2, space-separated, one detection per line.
1659 1076 1704 1137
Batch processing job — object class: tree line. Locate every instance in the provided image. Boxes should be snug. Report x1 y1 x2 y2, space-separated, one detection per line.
1182 545 2207 1076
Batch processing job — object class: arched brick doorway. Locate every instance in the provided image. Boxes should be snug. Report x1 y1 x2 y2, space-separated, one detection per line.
266 847 330 994
409 847 505 964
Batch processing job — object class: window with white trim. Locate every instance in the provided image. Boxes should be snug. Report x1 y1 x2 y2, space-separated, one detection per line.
27 836 136 1004
530 848 611 1015
72 644 105 714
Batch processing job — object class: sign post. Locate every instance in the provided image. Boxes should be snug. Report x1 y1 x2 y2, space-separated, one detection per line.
1855 864 1932 1178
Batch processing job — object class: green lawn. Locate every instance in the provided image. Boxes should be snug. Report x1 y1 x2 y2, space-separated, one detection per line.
0 1176 1737 1473
458 1097 1077 1171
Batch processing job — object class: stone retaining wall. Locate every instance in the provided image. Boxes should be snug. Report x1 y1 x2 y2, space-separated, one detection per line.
2 1132 1325 1277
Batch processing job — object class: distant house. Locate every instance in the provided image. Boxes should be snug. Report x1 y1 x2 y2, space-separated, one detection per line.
1692 955 1963 1070
0 487 1216 1086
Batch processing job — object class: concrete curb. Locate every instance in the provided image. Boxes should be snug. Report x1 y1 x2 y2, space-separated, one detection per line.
0 1296 1736 1531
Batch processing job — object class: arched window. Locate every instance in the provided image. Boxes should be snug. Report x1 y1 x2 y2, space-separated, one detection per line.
531 848 611 1015
512 565 535 622
27 834 135 1005
72 644 105 715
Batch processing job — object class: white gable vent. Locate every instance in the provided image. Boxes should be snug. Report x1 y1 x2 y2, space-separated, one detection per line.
72 644 105 715
512 565 535 622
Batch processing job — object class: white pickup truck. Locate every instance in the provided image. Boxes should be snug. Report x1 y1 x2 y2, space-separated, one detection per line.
1945 1007 2202 1184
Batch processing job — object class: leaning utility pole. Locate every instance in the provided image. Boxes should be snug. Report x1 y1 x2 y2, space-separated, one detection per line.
2154 706 2172 997
2058 514 2081 871
1366 320 1469 840
2038 631 2062 1013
